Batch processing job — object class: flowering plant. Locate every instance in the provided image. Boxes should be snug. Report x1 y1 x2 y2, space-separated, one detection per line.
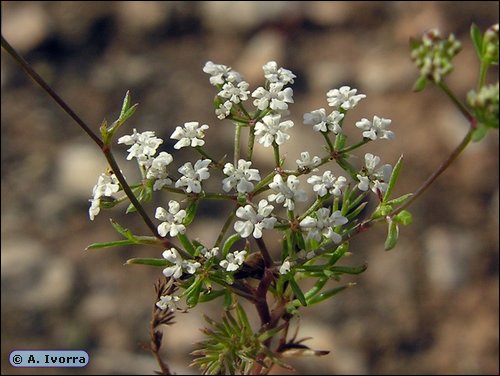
2 21 498 375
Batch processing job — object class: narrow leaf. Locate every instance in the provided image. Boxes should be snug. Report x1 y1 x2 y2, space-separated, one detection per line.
386 193 413 207
470 23 483 59
110 219 134 239
384 220 399 250
120 90 132 118
383 154 404 202
307 283 355 305
125 258 168 267
184 199 199 226
289 277 307 307
222 233 241 256
178 233 196 256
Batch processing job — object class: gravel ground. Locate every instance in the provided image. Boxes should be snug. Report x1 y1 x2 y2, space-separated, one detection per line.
1 2 498 375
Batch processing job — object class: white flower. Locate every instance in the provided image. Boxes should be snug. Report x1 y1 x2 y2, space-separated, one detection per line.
175 159 211 194
234 199 277 239
201 247 219 259
254 114 293 147
156 294 180 312
355 116 395 140
252 82 294 111
279 260 291 275
170 122 209 150
296 151 321 171
88 173 120 220
162 248 184 279
262 61 296 85
300 208 348 244
215 101 233 119
326 86 366 110
183 259 201 274
268 175 307 210
162 248 201 279
356 153 393 194
88 199 101 221
118 129 163 164
218 81 250 104
146 152 174 191
303 108 344 134
219 250 247 272
203 61 242 85
307 171 347 197
222 159 261 193
155 200 187 237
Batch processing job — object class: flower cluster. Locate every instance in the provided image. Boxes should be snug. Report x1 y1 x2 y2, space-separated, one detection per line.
410 29 462 83
89 59 400 323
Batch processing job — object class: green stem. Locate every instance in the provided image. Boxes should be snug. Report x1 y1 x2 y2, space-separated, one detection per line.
272 142 281 167
338 138 371 154
195 146 221 169
253 171 277 193
215 207 237 248
234 124 242 165
247 125 256 161
322 132 335 152
478 61 489 90
437 81 476 125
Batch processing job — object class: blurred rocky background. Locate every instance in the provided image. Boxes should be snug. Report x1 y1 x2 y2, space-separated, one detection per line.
1 1 498 375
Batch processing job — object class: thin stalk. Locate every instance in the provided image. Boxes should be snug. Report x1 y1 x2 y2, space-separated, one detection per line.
215 206 237 248
338 138 371 154
438 81 476 125
391 128 473 216
234 124 242 165
322 131 335 152
1 36 102 146
272 143 281 167
2 36 165 241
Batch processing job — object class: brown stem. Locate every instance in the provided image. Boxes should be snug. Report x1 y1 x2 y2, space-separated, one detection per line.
1 34 172 244
391 128 473 216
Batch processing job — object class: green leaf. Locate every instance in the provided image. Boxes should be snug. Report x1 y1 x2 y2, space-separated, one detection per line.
198 289 225 303
470 23 483 60
289 277 307 307
186 278 203 308
394 210 413 225
383 154 404 202
386 193 413 207
110 219 134 239
178 233 196 256
330 264 368 275
307 283 355 305
86 236 159 250
86 239 143 250
328 242 349 265
413 76 429 92
384 220 399 251
184 199 199 226
120 91 132 118
125 257 168 267
118 91 138 124
222 233 241 256
372 203 393 219
235 303 251 332
471 123 490 142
